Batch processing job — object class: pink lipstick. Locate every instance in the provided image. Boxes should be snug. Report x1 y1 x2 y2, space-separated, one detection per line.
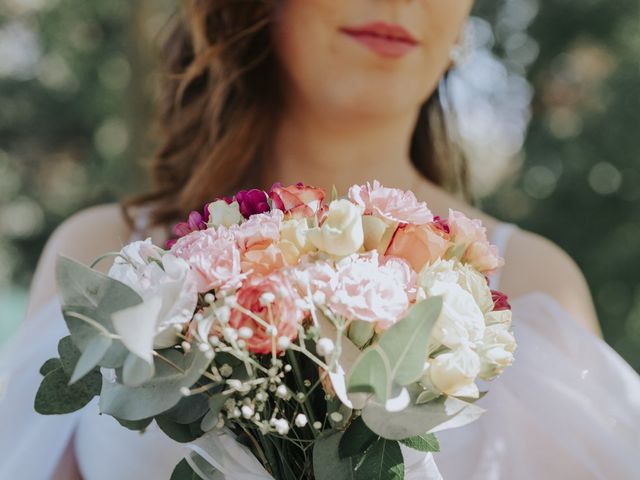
340 21 418 59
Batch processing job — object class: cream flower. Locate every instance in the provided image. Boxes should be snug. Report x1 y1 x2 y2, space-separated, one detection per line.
307 199 364 257
207 200 243 228
478 324 516 380
426 346 481 398
426 279 485 350
455 262 494 314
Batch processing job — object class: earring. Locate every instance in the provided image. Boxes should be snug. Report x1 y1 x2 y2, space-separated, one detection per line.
448 21 473 68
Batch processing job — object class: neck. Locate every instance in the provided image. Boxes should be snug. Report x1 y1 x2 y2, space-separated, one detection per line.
261 101 426 196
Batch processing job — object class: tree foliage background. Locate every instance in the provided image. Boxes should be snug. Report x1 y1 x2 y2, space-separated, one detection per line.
0 1 639 370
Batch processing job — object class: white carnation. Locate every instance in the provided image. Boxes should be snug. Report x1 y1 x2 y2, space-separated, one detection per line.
477 324 516 380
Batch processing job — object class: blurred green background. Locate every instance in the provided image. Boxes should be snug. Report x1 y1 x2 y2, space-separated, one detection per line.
0 1 639 371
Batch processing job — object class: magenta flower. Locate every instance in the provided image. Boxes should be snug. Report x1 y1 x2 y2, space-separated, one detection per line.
233 189 270 218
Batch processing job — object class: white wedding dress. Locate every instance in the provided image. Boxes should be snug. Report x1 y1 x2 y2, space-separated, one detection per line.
1 220 639 479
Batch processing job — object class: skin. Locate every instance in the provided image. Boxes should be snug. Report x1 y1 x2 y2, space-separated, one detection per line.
31 1 601 477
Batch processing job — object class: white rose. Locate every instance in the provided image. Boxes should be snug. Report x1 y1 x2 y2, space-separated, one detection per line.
484 309 513 328
427 279 485 350
279 217 314 263
207 200 243 228
427 347 481 398
308 199 364 256
456 263 494 314
478 324 516 380
109 247 198 355
361 215 394 251
419 258 459 292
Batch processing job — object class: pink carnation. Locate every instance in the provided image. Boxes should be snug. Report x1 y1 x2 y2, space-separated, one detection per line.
306 253 410 330
170 228 244 293
235 209 283 251
228 271 305 354
348 180 433 225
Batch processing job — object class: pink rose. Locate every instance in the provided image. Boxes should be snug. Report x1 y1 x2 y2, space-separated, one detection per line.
228 272 305 354
171 228 244 293
269 182 326 219
448 210 486 245
348 180 433 225
234 209 283 251
385 223 451 272
448 210 504 274
464 240 505 274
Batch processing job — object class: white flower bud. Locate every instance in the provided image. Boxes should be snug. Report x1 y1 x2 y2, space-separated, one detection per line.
330 412 343 423
316 337 335 357
181 341 191 352
276 385 288 398
277 336 291 350
223 327 238 343
241 405 254 419
312 291 326 305
219 364 233 377
260 292 276 306
294 414 308 428
204 293 215 304
274 418 290 435
238 327 254 339
313 421 322 430
180 387 191 397
266 326 278 337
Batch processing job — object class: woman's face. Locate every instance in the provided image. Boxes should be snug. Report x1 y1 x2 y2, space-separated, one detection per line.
272 0 474 118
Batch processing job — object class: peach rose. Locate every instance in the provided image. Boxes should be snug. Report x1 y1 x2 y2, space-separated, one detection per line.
241 243 287 276
385 223 451 272
228 271 305 354
269 182 326 219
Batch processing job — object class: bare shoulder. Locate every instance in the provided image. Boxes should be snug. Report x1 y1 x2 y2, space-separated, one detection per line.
501 226 603 338
25 203 132 318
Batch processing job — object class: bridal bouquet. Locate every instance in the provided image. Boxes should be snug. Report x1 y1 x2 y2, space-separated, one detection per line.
34 181 516 479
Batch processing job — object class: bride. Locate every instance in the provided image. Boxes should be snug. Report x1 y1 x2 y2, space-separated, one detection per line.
1 0 639 478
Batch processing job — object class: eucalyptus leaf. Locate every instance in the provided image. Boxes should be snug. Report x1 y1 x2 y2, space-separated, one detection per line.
165 393 210 424
170 458 200 480
313 430 357 480
339 416 378 459
378 297 442 386
99 348 211 420
399 433 440 453
362 386 485 440
122 352 155 387
58 335 81 377
200 393 227 431
115 416 153 431
347 346 391 402
35 367 101 415
70 335 112 384
39 358 61 376
353 438 404 480
155 415 203 443
56 255 143 368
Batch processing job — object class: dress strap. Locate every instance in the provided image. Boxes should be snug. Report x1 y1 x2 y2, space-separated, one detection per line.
127 205 153 243
488 222 518 291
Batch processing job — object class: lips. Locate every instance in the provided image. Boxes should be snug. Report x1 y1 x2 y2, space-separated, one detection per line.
340 21 418 59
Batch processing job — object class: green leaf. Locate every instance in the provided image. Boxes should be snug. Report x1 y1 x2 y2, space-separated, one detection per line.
313 430 356 480
99 348 211 420
58 335 81 377
122 352 155 387
56 255 143 368
399 433 440 453
362 386 485 440
155 415 203 443
164 393 210 424
70 335 112 384
200 393 227 431
34 367 101 415
347 346 391 402
115 416 153 431
353 438 404 480
339 416 378 459
39 358 62 376
378 297 442 385
170 458 199 480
